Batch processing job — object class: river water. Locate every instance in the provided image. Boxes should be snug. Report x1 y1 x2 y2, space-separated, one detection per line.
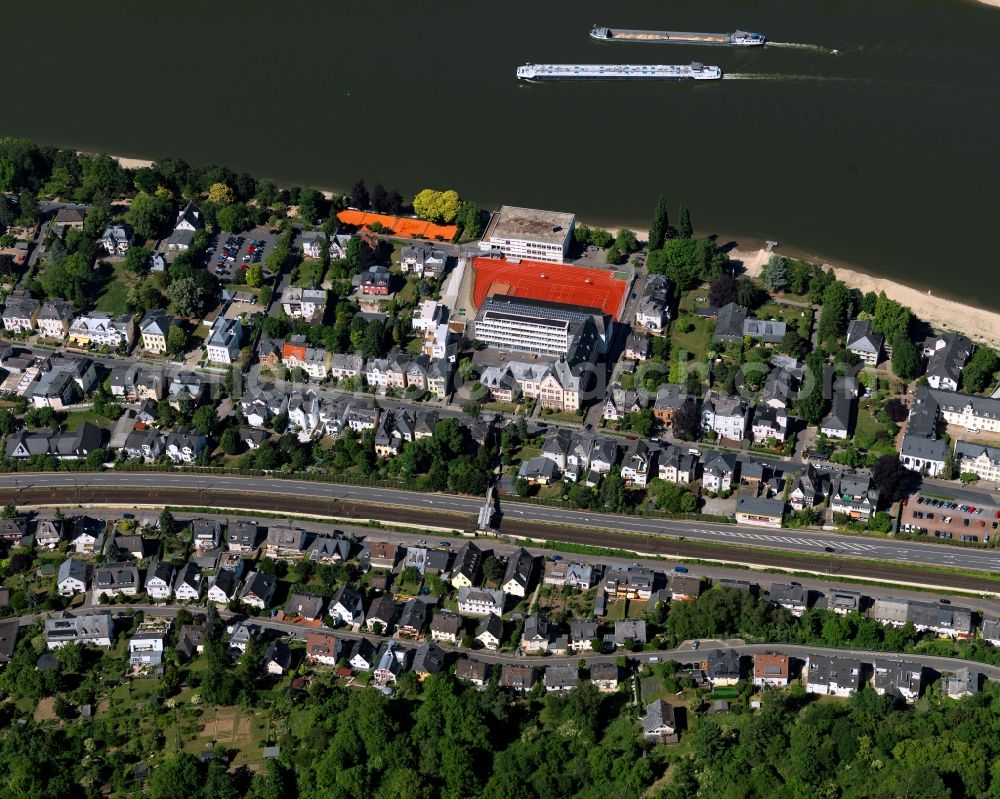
4 0 1000 306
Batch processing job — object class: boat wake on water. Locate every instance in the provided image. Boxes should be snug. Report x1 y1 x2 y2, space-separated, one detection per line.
723 73 855 82
767 41 837 54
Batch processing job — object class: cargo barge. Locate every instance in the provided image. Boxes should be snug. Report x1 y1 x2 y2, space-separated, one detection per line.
590 26 765 47
516 62 722 82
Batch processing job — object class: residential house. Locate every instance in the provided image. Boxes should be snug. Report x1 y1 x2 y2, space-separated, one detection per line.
400 243 446 277
621 439 654 487
604 566 654 600
476 613 504 650
122 429 165 462
543 560 595 590
348 639 377 672
191 519 222 550
789 465 831 511
670 575 702 601
328 353 364 381
501 547 536 598
5 422 105 462
227 520 259 552
590 662 621 692
1 296 39 333
704 649 742 686
93 563 140 599
298 230 328 259
412 642 446 680
873 660 923 702
306 632 341 667
165 428 207 464
805 654 863 697
35 519 63 549
458 587 505 617
923 332 972 391
139 310 174 354
99 224 132 256
430 611 463 645
824 589 864 615
263 526 308 559
624 331 652 361
456 658 490 687
544 665 579 692
753 652 790 687
207 569 237 604
821 392 854 440
53 207 86 229
129 618 169 670
829 472 879 521
329 585 365 626
397 598 428 638
68 313 134 349
360 264 391 296
368 541 398 570
365 596 398 634
173 563 203 601
953 440 1000 483
613 619 647 648
521 612 554 653
871 598 973 639
658 446 699 484
635 274 672 332
768 583 810 616
281 287 327 322
735 494 786 528
945 668 980 699
204 317 242 364
144 558 175 600
702 392 749 440
281 335 330 380
57 558 88 597
167 371 205 407
239 571 277 610
518 456 557 485
45 612 114 649
264 640 293 676
307 535 350 563
702 451 737 493
36 300 74 340
500 664 537 692
228 622 259 654
174 201 203 232
176 622 208 660
451 542 483 589
751 404 788 444
284 592 325 621
570 620 599 653
642 700 678 742
846 319 884 365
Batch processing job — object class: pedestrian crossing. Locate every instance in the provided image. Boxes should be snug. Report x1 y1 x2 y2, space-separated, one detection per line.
703 527 882 552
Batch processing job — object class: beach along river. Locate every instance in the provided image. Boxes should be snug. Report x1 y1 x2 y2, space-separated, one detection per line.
4 0 999 308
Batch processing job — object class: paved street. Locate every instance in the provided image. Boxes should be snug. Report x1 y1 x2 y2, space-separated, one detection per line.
5 472 1000 573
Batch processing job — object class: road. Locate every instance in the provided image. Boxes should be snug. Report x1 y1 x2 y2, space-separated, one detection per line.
5 472 1000 575
12 605 999 680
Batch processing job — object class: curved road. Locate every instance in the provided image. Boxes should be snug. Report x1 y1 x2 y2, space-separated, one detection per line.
16 606 999 681
4 472 1000 573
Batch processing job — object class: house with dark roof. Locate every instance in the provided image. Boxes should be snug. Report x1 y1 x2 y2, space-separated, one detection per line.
456 657 490 687
642 700 678 742
500 547 536 598
805 654 862 697
735 494 785 528
713 302 748 343
284 592 325 621
923 332 972 392
846 319 884 365
239 571 276 609
830 472 879 521
475 613 503 650
500 664 536 692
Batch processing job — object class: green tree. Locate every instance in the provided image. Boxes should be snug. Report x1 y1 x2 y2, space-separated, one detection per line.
761 254 789 292
797 352 827 424
891 335 921 379
166 324 188 356
207 182 234 205
298 188 323 224
245 262 264 288
818 280 851 344
455 200 483 239
962 346 999 393
677 204 693 238
159 508 176 535
873 293 913 344
412 188 461 223
615 228 639 254
220 426 241 455
149 753 202 799
648 195 671 251
167 276 210 318
125 190 173 239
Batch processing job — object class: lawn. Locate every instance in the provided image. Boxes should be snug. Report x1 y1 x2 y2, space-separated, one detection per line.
606 599 628 621
63 408 113 431
669 314 713 365
291 259 325 288
854 401 882 446
94 262 131 315
395 276 419 308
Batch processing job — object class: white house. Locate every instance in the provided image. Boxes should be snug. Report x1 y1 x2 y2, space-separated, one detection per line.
702 393 749 440
57 558 88 597
173 563 203 601
144 558 175 601
204 317 242 364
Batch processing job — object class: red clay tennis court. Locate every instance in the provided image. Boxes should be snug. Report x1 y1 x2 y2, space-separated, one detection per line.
472 257 628 320
337 210 457 241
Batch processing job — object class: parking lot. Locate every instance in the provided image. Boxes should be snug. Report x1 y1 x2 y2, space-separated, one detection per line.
208 226 279 283
901 494 1000 544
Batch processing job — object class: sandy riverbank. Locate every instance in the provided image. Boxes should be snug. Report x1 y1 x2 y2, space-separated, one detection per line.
732 244 1000 349
586 220 1000 348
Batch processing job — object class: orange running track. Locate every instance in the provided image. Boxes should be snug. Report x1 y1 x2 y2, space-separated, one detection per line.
472 257 628 321
337 210 457 241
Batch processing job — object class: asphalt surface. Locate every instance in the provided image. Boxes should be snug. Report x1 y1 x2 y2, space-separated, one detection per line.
6 472 1000 576
12 605 999 680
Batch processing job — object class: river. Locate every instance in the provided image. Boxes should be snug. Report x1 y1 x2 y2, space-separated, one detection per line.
4 0 999 307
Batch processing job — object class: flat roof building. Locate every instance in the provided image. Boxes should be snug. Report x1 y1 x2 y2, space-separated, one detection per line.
471 294 605 360
479 205 575 263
